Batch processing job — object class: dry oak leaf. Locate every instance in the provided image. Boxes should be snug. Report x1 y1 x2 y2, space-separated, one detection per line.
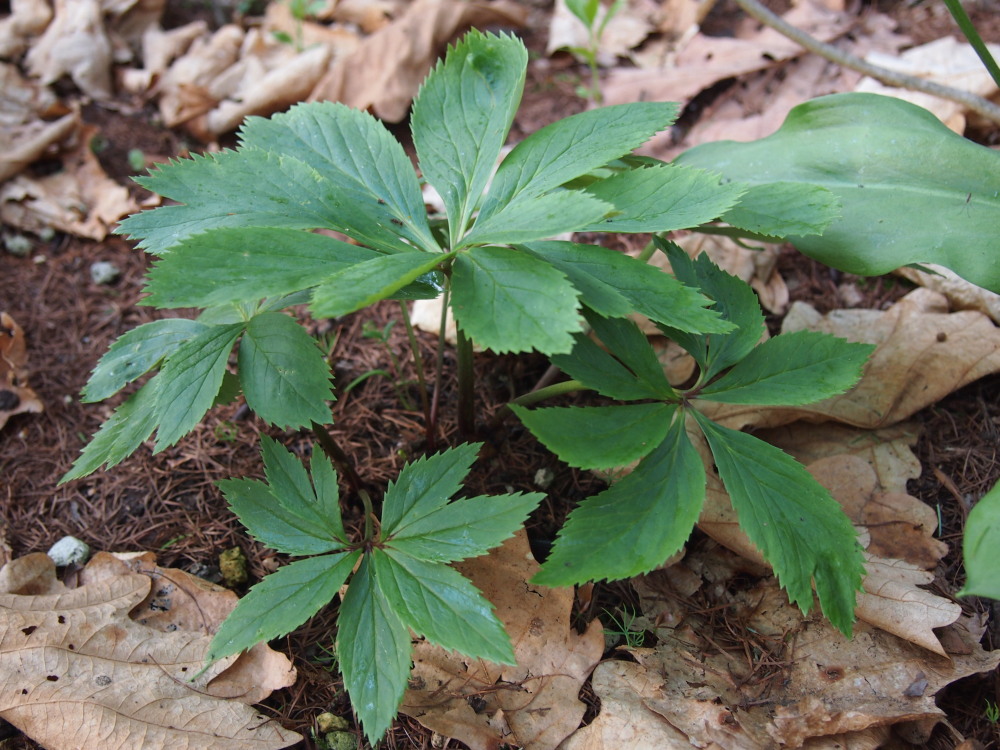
0 313 43 431
0 552 301 749
401 531 605 750
699 288 1000 431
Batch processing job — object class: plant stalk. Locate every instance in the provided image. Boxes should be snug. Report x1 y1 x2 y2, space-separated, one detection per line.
399 301 432 427
941 0 1000 91
428 286 452 449
456 327 476 437
311 421 363 495
510 379 587 408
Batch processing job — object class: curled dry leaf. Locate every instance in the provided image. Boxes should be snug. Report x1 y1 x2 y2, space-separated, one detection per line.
0 552 301 749
402 531 605 750
0 0 53 57
24 0 114 99
895 263 1000 324
0 312 43 431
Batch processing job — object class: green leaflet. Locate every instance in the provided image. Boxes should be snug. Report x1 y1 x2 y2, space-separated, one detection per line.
143 228 380 309
478 103 679 221
153 322 245 451
239 101 439 253
337 554 413 744
721 181 840 238
533 410 705 585
675 93 1000 292
207 551 359 664
450 246 582 355
698 331 874 405
412 31 527 246
510 403 673 470
586 312 675 398
309 251 453 319
959 480 1000 598
82 318 207 402
374 549 514 663
387 492 543 563
461 190 612 247
693 411 863 636
237 312 334 428
582 164 745 233
551 331 666 401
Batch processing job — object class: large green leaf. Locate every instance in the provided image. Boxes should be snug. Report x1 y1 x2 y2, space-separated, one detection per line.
153 322 245 451
239 101 438 253
675 93 1000 292
959 479 1000 599
143 228 379 308
82 319 207 402
460 190 612 247
337 554 413 744
380 443 481 535
374 549 514 663
237 312 333 428
699 331 874 405
309 251 453 319
207 551 359 663
412 31 527 246
693 412 863 636
581 164 745 233
533 410 705 585
477 102 680 220
387 491 543 563
450 246 582 354
511 403 673 470
119 149 347 255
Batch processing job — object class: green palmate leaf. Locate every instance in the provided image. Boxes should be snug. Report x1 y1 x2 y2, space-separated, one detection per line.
380 442 481 535
658 240 764 379
237 312 333 428
118 149 344 255
699 331 874 405
721 182 840 238
217 477 344 555
309 251 453 319
693 412 863 635
153 322 245 451
387 491 543 563
207 550 359 664
373 549 514 663
239 101 438 253
477 103 680 221
412 31 527 246
450 246 582 354
959 480 1000 599
511 403 673 470
337 554 412 744
83 319 207 402
143 228 380 308
460 190 612 247
534 409 705 585
675 93 1000 292
587 312 675 398
551 331 665 401
60 377 162 482
581 164 745 233
523 241 730 334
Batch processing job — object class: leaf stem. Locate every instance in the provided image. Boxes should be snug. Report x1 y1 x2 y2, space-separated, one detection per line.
428 285 452 450
941 0 1000 91
311 421 363 495
399 301 432 428
510 379 587 408
360 489 374 541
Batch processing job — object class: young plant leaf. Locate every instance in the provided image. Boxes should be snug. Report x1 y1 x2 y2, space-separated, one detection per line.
60 377 162 482
380 442 482 535
959 479 1000 599
82 319 207 402
721 182 840 238
586 312 675 398
337 554 413 744
477 102 680 220
143 228 380 309
510 403 673 470
206 550 360 664
460 190 612 247
693 411 863 636
412 31 527 247
450 246 582 354
239 101 439 253
533 410 706 585
237 312 333 428
581 164 745 233
387 491 543 563
309 251 453 319
698 331 874 405
373 549 515 663
551 331 667 401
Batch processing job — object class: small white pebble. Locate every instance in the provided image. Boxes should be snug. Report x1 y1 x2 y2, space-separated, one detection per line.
47 536 90 566
90 261 120 285
533 467 555 490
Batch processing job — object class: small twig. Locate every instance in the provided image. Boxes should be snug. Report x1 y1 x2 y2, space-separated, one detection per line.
732 0 1000 125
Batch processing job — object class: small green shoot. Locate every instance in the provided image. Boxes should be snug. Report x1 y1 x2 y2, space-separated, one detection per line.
563 0 626 104
986 699 1000 724
602 606 645 649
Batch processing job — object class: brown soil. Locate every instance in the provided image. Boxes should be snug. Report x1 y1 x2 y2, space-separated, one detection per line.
2 1 1000 748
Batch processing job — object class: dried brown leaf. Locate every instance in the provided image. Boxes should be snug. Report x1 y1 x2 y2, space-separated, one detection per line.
24 0 114 99
0 552 301 749
402 531 605 750
0 313 43 431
